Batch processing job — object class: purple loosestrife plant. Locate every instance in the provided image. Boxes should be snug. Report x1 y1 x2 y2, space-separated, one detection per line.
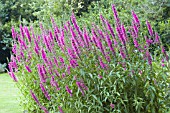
9 4 169 113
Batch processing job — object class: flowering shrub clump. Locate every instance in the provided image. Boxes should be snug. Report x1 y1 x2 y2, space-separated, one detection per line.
9 4 170 113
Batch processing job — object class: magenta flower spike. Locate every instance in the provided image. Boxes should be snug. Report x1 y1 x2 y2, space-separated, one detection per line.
146 50 152 65
8 72 18 82
58 106 64 113
100 15 107 29
116 25 125 46
67 65 71 75
11 26 16 39
119 47 126 59
98 57 106 69
67 48 77 59
24 26 32 42
71 38 80 58
40 83 51 100
37 64 46 83
146 20 153 36
132 11 140 26
112 4 120 25
71 12 83 40
53 57 59 68
34 47 39 55
121 24 128 42
83 27 90 47
133 38 139 48
34 39 40 50
65 85 73 97
132 21 139 38
30 90 40 106
154 32 160 44
41 49 48 64
50 76 60 90
51 16 57 29
60 29 65 47
25 65 32 73
43 35 52 52
40 106 49 113
76 81 85 96
69 59 79 68
70 26 80 47
105 20 116 39
20 25 25 39
12 43 17 55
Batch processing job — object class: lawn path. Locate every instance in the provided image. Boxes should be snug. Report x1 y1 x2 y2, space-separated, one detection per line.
0 73 22 113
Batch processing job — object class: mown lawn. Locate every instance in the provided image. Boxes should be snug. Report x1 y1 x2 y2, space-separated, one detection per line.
0 73 22 113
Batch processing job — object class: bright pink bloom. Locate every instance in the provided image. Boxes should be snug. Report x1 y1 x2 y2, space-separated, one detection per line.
40 106 49 113
132 11 140 26
65 85 72 97
112 4 120 25
30 90 40 105
146 20 153 36
40 83 50 100
25 65 32 73
8 72 18 82
11 26 16 39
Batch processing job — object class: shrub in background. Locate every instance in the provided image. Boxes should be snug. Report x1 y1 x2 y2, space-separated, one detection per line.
9 4 170 113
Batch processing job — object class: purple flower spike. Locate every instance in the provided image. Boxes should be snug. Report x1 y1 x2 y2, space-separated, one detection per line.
120 47 126 59
154 32 160 44
67 48 77 59
11 26 16 39
37 64 46 83
65 85 73 97
40 83 51 100
132 11 140 26
112 4 120 25
53 57 59 68
34 47 39 55
67 65 71 75
71 12 84 45
40 106 49 113
71 38 80 58
25 65 32 73
121 24 128 42
50 76 60 90
24 26 31 42
12 43 17 55
41 49 48 64
106 34 115 56
146 20 153 36
83 27 90 47
8 72 18 82
146 50 152 65
98 57 107 69
20 25 25 39
43 35 52 52
76 81 85 96
58 106 64 113
30 90 40 105
106 20 116 39
69 59 79 68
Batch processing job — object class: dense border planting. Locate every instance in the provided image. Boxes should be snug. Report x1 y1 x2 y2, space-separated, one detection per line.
9 4 170 113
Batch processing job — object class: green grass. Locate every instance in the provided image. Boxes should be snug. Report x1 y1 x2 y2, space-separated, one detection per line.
0 73 22 113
